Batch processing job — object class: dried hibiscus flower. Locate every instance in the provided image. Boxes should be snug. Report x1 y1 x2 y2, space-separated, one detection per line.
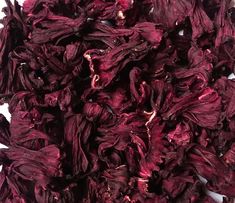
0 0 235 202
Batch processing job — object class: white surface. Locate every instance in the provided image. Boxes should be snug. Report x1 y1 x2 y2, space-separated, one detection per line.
198 175 225 203
0 0 23 18
228 73 235 80
0 103 11 122
0 104 9 149
0 0 233 202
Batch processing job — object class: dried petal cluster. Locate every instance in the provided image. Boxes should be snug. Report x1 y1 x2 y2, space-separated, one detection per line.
0 0 235 202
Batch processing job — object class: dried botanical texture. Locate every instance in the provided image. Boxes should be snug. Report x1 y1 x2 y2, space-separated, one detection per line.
64 114 92 174
162 87 222 129
0 0 235 202
172 46 214 92
188 146 235 197
215 0 235 47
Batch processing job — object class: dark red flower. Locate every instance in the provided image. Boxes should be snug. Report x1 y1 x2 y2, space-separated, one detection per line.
0 0 234 202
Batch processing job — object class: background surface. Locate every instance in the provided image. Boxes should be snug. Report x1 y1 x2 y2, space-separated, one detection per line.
0 0 232 202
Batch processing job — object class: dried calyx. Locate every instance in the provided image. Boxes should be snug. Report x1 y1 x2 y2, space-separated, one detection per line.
0 0 235 202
